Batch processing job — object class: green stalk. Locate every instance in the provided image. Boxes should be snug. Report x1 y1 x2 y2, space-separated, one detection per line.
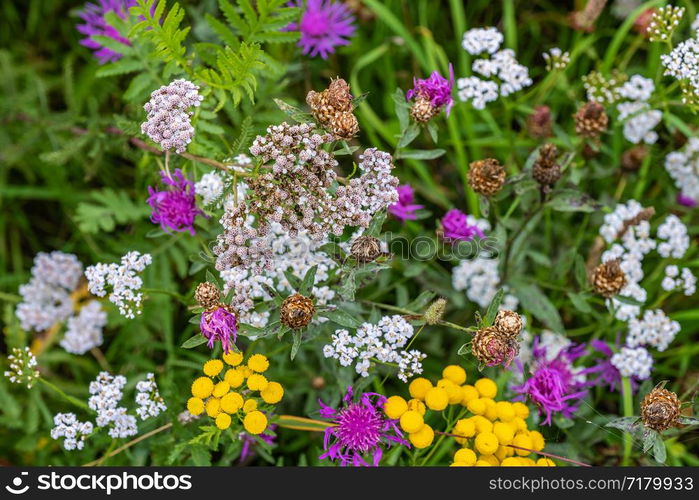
621 376 634 466
39 378 90 412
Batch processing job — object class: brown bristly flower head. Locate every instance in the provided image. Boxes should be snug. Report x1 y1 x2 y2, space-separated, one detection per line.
194 282 221 309
423 298 447 325
350 235 382 263
591 259 627 298
494 310 523 338
526 105 553 139
410 96 439 123
621 145 648 172
280 293 316 329
574 101 608 139
532 143 561 188
330 111 360 139
467 158 506 196
472 326 520 368
306 77 359 139
640 386 682 432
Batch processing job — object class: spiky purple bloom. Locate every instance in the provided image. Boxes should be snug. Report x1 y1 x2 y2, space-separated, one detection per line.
406 64 455 116
388 184 423 222
287 0 356 59
440 208 485 241
512 338 590 425
77 0 135 64
240 425 277 462
677 193 697 208
318 387 408 466
586 340 640 393
147 169 205 235
200 305 237 354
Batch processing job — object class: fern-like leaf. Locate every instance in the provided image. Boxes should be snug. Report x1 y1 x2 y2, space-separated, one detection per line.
75 189 149 234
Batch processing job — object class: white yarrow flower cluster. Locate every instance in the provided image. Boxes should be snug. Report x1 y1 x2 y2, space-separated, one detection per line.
141 79 203 154
50 413 93 451
611 346 653 379
647 5 685 42
4 347 40 388
657 214 690 258
323 315 426 382
457 27 532 109
451 256 519 310
59 301 108 355
661 37 699 105
626 309 681 351
615 75 661 144
662 265 697 295
16 251 83 332
665 137 699 204
85 251 152 319
135 373 167 420
543 47 570 71
88 372 138 439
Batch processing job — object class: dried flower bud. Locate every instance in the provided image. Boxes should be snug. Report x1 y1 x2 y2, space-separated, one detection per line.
281 293 315 329
527 105 552 139
424 298 447 325
472 326 519 367
640 386 681 432
410 96 438 123
330 111 360 139
532 143 561 187
591 259 627 298
574 101 608 139
307 78 358 138
325 78 353 112
311 376 326 390
350 235 382 263
494 310 523 337
195 282 221 309
467 158 506 196
621 145 648 172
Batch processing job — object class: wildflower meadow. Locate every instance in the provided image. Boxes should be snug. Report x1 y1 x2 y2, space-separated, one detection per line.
2 0 699 471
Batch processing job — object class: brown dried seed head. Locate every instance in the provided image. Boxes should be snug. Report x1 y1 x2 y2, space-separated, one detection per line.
195 282 221 309
574 101 608 138
494 310 523 337
410 96 438 123
280 293 315 329
467 158 506 196
329 111 359 139
472 326 520 367
350 235 383 263
325 78 353 112
532 144 561 186
591 259 627 298
640 387 681 432
527 105 552 139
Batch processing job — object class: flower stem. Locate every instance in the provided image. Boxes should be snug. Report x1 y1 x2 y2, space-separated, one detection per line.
83 423 173 466
39 378 90 412
621 376 634 465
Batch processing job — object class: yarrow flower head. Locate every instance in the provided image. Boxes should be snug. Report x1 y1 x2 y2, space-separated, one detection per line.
51 413 94 451
147 169 205 235
647 5 685 42
141 79 203 154
440 209 488 242
135 373 167 420
542 48 570 71
88 372 138 438
661 37 699 106
318 386 408 466
406 64 455 119
665 138 699 208
4 347 40 389
288 0 356 59
60 300 108 355
611 346 653 379
388 184 423 222
200 305 238 354
76 0 135 64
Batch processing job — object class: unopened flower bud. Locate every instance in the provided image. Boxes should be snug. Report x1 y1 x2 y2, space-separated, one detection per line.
424 298 447 325
640 386 681 432
195 282 221 309
350 235 382 263
494 310 523 337
471 326 519 368
281 293 315 329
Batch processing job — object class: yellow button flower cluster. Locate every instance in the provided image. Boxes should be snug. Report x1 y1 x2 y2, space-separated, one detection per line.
187 351 284 435
384 364 555 466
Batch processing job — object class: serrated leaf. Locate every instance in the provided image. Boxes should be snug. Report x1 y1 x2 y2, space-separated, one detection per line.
75 188 149 234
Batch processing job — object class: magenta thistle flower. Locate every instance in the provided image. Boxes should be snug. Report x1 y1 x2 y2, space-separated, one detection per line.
586 339 640 393
318 387 408 466
677 193 697 208
200 305 237 354
388 184 423 222
440 208 486 242
287 0 356 59
512 338 589 425
406 63 455 116
147 169 205 235
77 0 135 64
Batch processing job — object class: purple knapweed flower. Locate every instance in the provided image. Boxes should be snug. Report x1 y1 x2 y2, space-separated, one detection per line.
586 340 640 393
440 208 486 241
318 386 408 466
512 338 590 425
200 305 237 354
147 169 205 235
388 184 423 222
77 0 135 64
406 64 455 116
677 193 697 208
287 0 356 59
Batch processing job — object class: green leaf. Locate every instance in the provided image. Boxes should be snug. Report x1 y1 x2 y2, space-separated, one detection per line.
298 265 318 296
96 58 143 77
322 308 362 328
547 189 603 213
392 87 409 133
614 294 645 306
652 433 667 463
483 289 504 326
679 416 699 426
74 189 149 234
290 329 303 360
567 292 593 314
606 416 640 432
283 270 302 291
396 149 446 160
457 343 470 356
513 282 565 333
273 98 314 122
397 122 420 149
181 335 207 348
366 210 387 237
205 270 220 288
574 255 588 289
339 268 357 301
426 121 438 143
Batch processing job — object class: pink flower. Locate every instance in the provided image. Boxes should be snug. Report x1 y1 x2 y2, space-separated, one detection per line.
200 306 237 354
147 169 205 235
406 64 455 116
287 0 356 59
388 184 423 222
677 193 697 208
440 209 485 241
76 0 135 64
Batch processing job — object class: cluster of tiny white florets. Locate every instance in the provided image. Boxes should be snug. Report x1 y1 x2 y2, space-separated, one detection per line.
615 75 661 144
647 5 685 42
16 251 83 332
583 70 627 105
4 347 40 389
88 372 138 438
662 265 697 296
657 214 690 258
457 27 532 109
611 346 654 379
85 251 152 319
141 79 203 154
451 255 519 310
661 34 699 105
50 413 94 451
323 315 425 382
220 221 336 328
59 301 108 355
626 309 681 352
135 373 167 420
665 137 699 204
543 47 570 71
